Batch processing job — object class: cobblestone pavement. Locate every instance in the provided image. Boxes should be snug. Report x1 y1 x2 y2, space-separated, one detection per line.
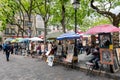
0 51 113 80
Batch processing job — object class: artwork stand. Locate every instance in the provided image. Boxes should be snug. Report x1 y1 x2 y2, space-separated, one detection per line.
98 33 119 73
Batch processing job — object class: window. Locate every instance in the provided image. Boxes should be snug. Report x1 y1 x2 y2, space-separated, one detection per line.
4 28 9 34
11 28 15 35
24 21 32 27
38 31 41 35
4 28 15 35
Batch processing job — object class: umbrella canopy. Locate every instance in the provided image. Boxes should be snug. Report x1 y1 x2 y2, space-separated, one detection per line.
11 38 23 43
18 38 29 43
85 24 120 34
4 38 14 42
29 37 43 41
57 32 81 40
46 32 64 39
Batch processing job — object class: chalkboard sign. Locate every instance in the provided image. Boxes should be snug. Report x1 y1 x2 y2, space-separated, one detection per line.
100 49 113 65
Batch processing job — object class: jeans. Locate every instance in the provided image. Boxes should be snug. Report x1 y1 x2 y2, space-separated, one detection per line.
15 48 18 55
89 56 100 69
5 51 10 61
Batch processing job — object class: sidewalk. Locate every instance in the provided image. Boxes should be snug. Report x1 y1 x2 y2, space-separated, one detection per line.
76 52 120 80
75 61 120 80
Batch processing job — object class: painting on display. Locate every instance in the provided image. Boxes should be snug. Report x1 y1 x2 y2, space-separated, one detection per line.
115 48 120 62
47 55 54 67
64 44 74 63
56 45 62 56
100 49 113 65
99 33 112 48
67 44 74 54
112 55 119 72
41 44 45 53
65 53 74 63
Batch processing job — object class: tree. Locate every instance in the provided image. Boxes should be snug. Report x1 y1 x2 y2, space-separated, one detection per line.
90 0 120 47
49 0 95 32
49 0 71 33
90 0 120 27
0 0 28 37
81 16 110 31
0 36 2 42
0 0 37 37
33 0 52 43
14 0 36 37
0 0 17 31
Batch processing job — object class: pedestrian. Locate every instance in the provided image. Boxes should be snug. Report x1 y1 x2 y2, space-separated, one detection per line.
3 41 11 61
0 42 2 51
30 41 35 57
10 43 14 54
36 43 41 55
14 43 18 55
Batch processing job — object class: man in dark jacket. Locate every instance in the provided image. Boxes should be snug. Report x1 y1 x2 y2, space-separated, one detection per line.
3 42 11 61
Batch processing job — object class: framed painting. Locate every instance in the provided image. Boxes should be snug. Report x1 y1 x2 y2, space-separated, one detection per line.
111 55 119 72
67 44 74 54
99 33 112 48
56 45 62 56
65 53 74 63
100 49 113 65
116 48 120 62
47 55 54 67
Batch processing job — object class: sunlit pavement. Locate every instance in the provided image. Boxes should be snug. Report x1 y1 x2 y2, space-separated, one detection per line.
0 51 113 80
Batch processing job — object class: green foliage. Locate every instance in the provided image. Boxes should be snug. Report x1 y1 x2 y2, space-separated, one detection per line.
0 0 119 32
80 16 111 31
0 0 18 31
0 36 2 42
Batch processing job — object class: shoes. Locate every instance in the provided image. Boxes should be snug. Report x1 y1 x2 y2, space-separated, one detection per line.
7 59 9 61
94 67 99 70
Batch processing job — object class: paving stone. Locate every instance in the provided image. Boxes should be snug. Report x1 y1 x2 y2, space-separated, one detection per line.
0 51 114 80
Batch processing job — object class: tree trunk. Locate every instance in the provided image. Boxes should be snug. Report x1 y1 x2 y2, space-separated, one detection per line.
44 21 47 44
61 3 66 33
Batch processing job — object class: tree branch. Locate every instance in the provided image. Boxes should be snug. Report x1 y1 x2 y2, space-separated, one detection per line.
118 13 120 20
18 0 28 14
90 0 116 19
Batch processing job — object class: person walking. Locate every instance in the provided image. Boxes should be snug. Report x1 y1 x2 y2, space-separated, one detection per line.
3 41 11 61
14 43 19 55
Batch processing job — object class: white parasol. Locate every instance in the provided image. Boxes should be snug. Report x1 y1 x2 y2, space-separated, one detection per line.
29 37 43 41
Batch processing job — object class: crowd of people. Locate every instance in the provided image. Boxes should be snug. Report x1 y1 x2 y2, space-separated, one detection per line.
0 41 58 61
0 38 101 70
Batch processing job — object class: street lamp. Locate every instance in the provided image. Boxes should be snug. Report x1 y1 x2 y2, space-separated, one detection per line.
72 0 80 56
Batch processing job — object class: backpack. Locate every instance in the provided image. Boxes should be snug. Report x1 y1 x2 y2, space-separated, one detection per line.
3 43 10 51
3 44 7 50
